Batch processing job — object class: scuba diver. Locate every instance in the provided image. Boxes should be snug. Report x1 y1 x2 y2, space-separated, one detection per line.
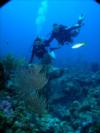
29 37 52 65
45 14 85 50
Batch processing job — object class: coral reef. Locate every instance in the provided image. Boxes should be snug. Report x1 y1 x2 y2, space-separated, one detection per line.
1 54 25 79
0 62 6 90
0 60 100 133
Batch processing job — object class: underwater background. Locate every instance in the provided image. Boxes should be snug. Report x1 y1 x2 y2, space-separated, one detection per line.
0 0 100 133
0 0 100 66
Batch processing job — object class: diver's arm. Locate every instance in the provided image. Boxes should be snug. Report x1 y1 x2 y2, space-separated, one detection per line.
66 14 85 31
29 53 34 63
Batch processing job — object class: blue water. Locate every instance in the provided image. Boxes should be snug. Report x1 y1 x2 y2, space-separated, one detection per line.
0 0 100 67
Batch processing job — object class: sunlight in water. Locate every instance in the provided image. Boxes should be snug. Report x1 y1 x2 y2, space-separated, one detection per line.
35 0 48 36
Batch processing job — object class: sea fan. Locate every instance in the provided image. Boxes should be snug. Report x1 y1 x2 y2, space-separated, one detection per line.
13 64 48 115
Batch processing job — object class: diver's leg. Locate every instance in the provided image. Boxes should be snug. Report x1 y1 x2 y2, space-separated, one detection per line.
78 14 85 26
72 14 85 37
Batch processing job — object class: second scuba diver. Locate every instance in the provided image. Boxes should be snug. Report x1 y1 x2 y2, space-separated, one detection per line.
45 14 85 50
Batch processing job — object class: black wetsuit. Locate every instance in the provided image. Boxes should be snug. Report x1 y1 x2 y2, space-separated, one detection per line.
30 43 48 63
47 24 81 45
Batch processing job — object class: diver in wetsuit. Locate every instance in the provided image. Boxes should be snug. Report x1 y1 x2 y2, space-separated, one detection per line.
45 14 85 50
29 37 51 64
